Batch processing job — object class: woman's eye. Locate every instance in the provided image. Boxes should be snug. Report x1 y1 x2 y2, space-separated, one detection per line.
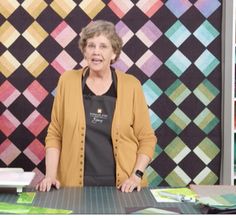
87 44 95 48
100 45 107 49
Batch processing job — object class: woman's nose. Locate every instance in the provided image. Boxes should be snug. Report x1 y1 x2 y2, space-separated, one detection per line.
92 46 101 54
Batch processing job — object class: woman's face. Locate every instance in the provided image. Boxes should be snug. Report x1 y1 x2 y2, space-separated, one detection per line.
84 34 116 73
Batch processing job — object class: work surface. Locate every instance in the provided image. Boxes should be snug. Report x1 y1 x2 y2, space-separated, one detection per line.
0 187 201 214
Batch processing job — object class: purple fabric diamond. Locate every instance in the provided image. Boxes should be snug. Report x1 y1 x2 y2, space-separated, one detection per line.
194 0 221 18
137 20 162 47
166 0 192 18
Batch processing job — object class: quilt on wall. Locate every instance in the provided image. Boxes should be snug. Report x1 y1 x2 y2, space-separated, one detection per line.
0 0 222 187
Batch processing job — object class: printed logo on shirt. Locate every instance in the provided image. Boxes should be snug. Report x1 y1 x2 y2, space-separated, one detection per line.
97 108 102 114
90 111 108 124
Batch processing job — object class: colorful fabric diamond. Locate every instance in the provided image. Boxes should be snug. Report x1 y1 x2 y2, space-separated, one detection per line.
136 0 164 18
164 137 191 164
165 108 191 134
51 50 77 74
0 0 20 18
0 110 20 137
193 20 219 47
136 20 162 47
146 166 163 188
79 0 105 19
165 166 191 187
0 139 21 165
193 138 220 165
193 108 219 134
23 81 48 107
0 81 20 107
51 21 77 48
193 79 220 106
149 109 163 131
142 79 162 106
115 21 134 45
194 0 221 18
166 0 192 18
165 20 191 47
193 167 218 184
108 0 134 18
152 144 162 160
50 0 76 18
136 50 162 77
21 0 47 19
194 49 220 76
165 79 191 106
112 51 133 72
23 139 45 165
0 21 20 48
23 110 48 136
23 51 49 77
22 21 48 48
165 50 191 77
0 51 20 77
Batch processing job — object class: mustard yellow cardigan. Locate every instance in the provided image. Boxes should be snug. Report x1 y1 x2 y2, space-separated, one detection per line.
45 68 157 187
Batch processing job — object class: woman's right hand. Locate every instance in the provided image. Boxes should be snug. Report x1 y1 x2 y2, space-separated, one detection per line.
35 177 60 192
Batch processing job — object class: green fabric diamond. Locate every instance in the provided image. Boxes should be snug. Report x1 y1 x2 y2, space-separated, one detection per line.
193 79 219 105
193 108 219 134
165 166 191 187
194 138 220 164
166 108 191 134
194 167 218 185
146 166 162 188
165 79 191 106
165 137 190 163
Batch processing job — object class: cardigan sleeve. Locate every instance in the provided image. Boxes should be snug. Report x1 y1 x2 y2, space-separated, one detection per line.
45 76 64 150
132 79 157 160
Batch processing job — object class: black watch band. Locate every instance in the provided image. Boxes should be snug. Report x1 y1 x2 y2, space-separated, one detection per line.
135 170 144 179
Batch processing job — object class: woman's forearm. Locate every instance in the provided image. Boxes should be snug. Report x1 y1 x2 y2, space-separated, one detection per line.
45 147 60 179
132 153 151 174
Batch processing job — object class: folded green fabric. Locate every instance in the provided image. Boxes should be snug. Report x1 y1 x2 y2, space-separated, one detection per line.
198 193 236 210
17 192 36 204
0 202 73 214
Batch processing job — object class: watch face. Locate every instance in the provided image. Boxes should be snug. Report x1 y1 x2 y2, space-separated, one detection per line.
135 170 143 178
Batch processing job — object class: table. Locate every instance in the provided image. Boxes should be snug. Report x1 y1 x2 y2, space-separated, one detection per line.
0 187 201 214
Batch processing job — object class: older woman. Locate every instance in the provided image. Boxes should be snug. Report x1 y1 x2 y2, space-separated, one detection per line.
36 20 157 193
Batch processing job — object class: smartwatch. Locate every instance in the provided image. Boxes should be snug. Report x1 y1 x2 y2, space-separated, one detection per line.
135 169 144 179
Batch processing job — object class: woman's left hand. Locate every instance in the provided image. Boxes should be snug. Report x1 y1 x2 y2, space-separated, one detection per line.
117 174 141 193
